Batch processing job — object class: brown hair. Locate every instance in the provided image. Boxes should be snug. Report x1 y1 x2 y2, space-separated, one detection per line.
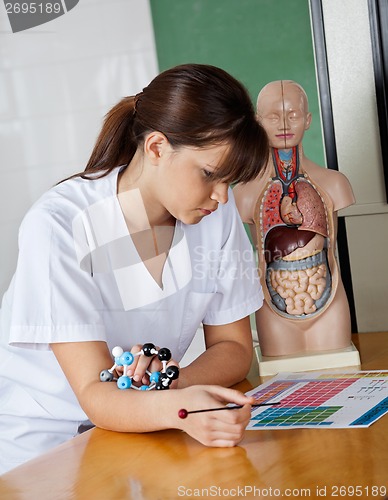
64 64 268 184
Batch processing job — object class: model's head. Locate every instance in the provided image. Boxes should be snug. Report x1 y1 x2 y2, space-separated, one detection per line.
85 64 268 184
256 80 311 149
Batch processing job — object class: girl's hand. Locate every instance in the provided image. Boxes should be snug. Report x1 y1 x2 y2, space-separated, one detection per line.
124 344 180 388
175 385 255 447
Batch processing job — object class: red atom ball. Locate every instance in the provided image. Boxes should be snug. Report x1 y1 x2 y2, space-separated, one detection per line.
178 409 188 419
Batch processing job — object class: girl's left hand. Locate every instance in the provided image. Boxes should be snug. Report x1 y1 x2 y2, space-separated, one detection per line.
118 344 180 389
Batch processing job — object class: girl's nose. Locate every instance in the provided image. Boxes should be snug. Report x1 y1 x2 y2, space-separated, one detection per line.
211 182 229 205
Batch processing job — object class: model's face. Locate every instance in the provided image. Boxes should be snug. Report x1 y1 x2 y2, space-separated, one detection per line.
257 83 311 149
157 143 230 225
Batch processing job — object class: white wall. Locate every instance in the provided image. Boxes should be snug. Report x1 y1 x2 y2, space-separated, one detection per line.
321 0 388 331
321 0 385 213
0 0 158 295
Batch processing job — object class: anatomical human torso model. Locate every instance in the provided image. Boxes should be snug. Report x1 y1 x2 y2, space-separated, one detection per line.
234 80 355 356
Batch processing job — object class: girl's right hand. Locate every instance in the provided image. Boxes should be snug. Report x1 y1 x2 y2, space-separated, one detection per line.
174 385 255 447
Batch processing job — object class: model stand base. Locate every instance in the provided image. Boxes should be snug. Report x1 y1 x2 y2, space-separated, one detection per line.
255 342 361 377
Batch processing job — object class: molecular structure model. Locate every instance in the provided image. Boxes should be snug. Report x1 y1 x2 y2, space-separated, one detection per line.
99 343 179 391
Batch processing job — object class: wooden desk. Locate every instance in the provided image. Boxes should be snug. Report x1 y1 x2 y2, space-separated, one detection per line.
1 332 387 499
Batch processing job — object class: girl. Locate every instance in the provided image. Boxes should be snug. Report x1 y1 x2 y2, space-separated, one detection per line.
0 64 268 474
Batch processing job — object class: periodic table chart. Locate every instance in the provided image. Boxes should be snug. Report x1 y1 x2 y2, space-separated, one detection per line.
245 370 388 429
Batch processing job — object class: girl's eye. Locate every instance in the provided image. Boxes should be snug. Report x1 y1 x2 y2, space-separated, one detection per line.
203 169 214 179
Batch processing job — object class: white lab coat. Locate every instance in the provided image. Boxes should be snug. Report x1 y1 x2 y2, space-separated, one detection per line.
0 167 263 473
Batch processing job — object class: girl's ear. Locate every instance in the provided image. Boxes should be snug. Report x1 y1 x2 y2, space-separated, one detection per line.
144 132 171 165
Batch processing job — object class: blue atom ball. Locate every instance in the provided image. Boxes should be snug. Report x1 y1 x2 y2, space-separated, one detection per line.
115 356 123 366
150 371 160 383
119 352 134 366
117 376 132 390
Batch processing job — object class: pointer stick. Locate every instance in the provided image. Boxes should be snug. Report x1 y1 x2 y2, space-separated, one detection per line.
178 401 281 419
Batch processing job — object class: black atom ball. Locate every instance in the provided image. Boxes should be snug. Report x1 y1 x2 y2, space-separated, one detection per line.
166 366 179 380
142 343 156 357
157 348 171 362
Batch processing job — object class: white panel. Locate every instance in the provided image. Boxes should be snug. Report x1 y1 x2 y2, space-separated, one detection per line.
321 0 388 331
346 214 388 332
0 120 26 170
0 0 159 296
0 110 102 174
322 0 385 209
0 71 16 118
0 1 157 69
0 222 19 295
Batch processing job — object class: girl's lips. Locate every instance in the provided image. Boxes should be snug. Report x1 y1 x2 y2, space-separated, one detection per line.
199 208 213 216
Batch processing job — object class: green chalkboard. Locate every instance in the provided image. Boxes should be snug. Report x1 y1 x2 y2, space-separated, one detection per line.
150 0 325 166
